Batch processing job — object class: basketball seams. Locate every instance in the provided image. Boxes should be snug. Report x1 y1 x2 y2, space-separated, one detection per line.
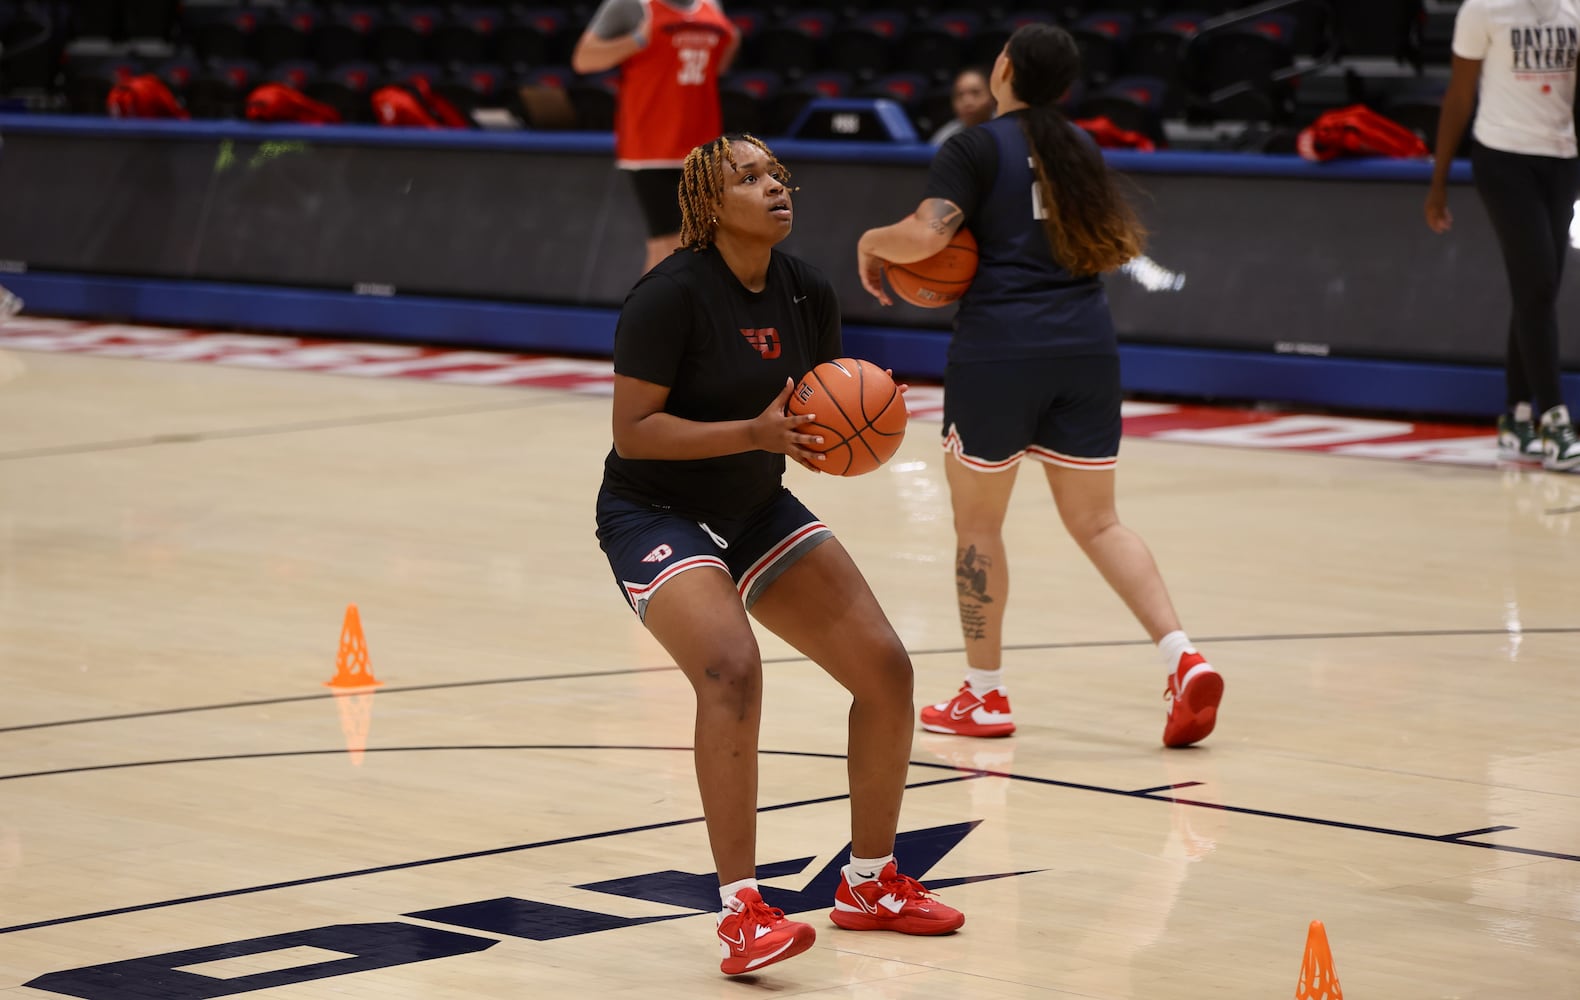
788 358 907 476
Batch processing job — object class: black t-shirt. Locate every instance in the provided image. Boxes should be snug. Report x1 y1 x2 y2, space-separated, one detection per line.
601 245 842 521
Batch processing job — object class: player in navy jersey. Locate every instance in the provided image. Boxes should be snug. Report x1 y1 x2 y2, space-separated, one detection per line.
856 25 1225 748
594 134 965 977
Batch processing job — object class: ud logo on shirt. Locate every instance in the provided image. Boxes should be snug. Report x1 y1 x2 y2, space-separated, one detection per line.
739 327 781 359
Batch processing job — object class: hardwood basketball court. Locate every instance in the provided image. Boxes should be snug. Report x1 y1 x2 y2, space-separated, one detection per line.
1 338 1576 999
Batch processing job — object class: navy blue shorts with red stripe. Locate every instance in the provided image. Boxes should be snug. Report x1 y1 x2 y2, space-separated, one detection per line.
941 355 1122 472
594 487 832 621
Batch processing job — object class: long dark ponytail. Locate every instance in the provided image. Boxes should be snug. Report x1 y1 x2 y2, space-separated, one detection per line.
1006 23 1145 275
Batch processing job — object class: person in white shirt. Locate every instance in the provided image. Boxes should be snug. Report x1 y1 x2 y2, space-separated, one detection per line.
1425 0 1580 472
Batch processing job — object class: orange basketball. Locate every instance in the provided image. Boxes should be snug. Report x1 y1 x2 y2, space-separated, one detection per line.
883 228 978 308
786 358 908 477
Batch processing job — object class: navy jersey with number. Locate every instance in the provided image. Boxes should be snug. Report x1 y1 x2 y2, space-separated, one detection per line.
601 245 842 521
924 111 1118 362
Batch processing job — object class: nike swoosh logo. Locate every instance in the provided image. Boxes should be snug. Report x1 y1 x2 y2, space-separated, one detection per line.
793 294 808 303
745 938 795 969
720 928 746 951
948 703 976 721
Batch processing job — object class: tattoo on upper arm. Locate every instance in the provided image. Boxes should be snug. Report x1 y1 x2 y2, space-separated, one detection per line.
920 199 964 237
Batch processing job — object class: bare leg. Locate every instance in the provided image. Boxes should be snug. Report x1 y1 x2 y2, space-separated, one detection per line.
750 538 912 858
1042 463 1181 642
943 455 1019 671
641 567 765 884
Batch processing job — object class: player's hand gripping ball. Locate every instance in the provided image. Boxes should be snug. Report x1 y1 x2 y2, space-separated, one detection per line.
787 358 907 476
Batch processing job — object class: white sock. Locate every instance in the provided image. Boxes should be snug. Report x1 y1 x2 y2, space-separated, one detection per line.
847 853 894 883
965 667 1002 694
1158 630 1195 674
719 876 757 911
1541 404 1571 429
1513 402 1533 423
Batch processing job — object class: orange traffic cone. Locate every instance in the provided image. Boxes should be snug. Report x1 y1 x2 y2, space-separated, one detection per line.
325 604 382 689
1294 920 1343 1000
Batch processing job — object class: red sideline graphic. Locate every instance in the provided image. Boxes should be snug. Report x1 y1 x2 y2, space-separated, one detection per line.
0 317 1504 469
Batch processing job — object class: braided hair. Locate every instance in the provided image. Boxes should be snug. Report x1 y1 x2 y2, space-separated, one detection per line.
677 133 791 250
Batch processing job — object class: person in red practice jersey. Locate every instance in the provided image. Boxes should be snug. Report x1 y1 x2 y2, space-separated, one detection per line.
573 0 740 276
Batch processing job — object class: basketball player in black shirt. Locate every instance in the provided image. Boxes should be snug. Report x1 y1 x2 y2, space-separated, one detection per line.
594 135 965 977
856 25 1225 749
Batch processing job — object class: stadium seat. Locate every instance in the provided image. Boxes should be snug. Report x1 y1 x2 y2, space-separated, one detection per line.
1183 13 1297 119
728 8 767 66
1127 11 1204 111
898 11 981 80
253 7 319 69
826 11 908 82
182 4 257 62
436 63 508 115
1075 74 1168 145
312 7 379 69
153 53 203 101
1333 0 1423 60
857 69 929 119
965 11 1056 69
566 70 618 130
754 10 835 79
186 57 259 118
304 60 381 123
1128 12 1201 80
263 59 321 94
372 6 441 67
497 7 572 72
1071 11 1136 84
720 69 782 134
432 8 502 69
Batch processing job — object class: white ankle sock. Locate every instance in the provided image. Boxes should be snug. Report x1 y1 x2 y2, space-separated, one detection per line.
1158 630 1195 674
965 668 1002 694
1513 402 1533 422
1541 404 1571 429
719 877 757 910
847 853 894 882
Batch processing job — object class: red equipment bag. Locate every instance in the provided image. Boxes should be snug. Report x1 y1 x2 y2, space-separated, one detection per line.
1297 105 1430 162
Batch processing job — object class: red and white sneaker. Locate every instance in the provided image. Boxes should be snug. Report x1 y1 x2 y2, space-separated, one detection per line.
716 887 816 976
1162 651 1223 748
829 861 965 935
919 683 1015 737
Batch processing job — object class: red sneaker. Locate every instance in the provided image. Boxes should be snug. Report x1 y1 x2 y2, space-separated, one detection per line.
829 861 965 935
717 887 816 976
1163 651 1223 748
919 683 1015 737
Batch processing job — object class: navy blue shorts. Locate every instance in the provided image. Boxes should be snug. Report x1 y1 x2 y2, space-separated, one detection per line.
594 487 833 621
941 355 1121 471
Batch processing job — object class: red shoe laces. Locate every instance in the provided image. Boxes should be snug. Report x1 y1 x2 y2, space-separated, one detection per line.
876 870 933 902
740 895 787 927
